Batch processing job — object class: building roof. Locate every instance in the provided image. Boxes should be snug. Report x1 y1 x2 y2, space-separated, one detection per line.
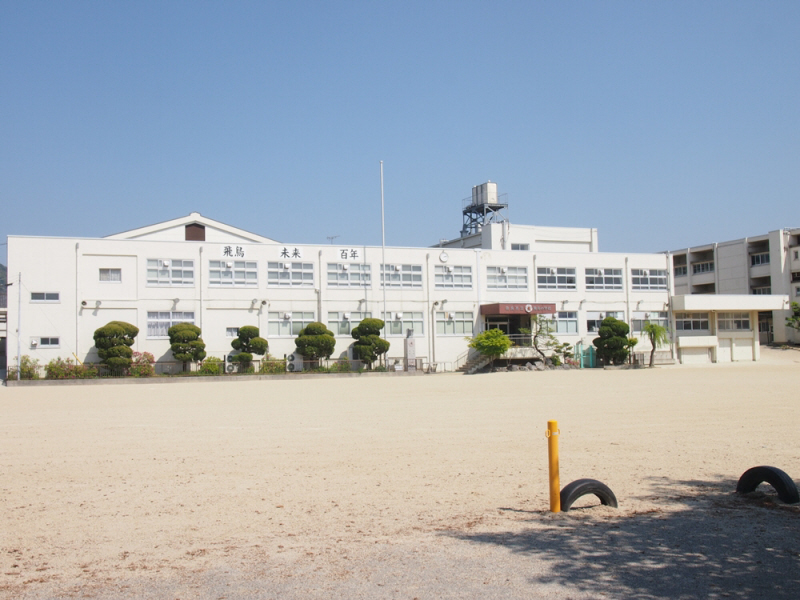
104 212 278 243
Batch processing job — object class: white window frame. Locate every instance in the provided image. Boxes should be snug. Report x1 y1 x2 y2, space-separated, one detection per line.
550 312 578 334
268 262 314 287
674 265 688 277
99 268 122 283
147 311 195 338
34 336 60 348
381 311 424 336
511 243 529 251
30 292 60 303
327 263 371 288
267 311 315 337
225 327 240 338
380 264 423 288
751 286 771 295
675 312 710 331
718 312 751 331
586 311 624 333
327 311 372 336
147 259 195 286
435 311 474 335
434 265 472 289
585 268 622 291
692 261 714 274
632 312 669 332
750 253 770 266
209 260 258 287
537 267 577 291
487 266 528 290
631 269 667 291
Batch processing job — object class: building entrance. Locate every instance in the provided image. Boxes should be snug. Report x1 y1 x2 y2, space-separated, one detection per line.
484 315 529 335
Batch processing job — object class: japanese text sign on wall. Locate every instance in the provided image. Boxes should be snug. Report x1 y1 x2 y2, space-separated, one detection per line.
279 247 303 259
480 303 557 315
222 245 246 258
338 248 360 260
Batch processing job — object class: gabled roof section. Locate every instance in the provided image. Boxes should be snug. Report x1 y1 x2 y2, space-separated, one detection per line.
104 212 278 244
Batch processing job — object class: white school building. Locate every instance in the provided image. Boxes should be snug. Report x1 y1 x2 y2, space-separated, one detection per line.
1 182 791 372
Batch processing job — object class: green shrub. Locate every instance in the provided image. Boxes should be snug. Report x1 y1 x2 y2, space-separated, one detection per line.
198 356 223 375
295 322 336 366
258 360 286 374
593 317 631 365
231 326 268 367
468 328 512 367
45 357 99 379
331 360 352 373
351 318 390 367
129 352 155 377
168 323 206 366
8 355 40 380
93 321 138 370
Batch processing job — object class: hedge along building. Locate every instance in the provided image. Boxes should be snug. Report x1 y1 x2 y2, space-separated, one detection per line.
3 183 789 371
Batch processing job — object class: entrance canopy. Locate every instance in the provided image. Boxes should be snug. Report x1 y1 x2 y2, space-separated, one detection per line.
480 302 556 315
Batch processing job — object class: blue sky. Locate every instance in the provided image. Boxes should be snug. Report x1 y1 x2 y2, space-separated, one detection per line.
2 1 799 265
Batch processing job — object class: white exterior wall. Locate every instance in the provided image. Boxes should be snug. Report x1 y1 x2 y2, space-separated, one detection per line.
438 223 598 253
671 228 800 344
6 230 675 371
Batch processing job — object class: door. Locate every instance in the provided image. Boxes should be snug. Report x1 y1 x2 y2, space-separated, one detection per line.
733 338 753 361
717 339 731 363
680 347 710 364
485 317 510 334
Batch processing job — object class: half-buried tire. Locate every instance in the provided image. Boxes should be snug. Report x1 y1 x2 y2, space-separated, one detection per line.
736 466 799 504
560 478 618 511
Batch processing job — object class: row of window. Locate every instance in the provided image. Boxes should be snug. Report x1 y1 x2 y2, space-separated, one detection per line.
675 312 751 331
51 261 671 291
26 309 754 351
674 262 716 277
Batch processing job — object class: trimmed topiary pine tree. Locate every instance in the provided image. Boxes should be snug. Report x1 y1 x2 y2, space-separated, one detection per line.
93 321 139 371
231 326 269 369
168 323 206 369
351 318 390 368
593 316 631 366
295 322 336 368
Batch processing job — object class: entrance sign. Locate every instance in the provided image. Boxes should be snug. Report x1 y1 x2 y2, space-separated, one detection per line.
480 303 556 315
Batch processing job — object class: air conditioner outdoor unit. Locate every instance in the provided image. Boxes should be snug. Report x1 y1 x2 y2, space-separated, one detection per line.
500 267 507 273
162 260 170 267
641 270 649 277
226 262 233 268
342 264 349 271
343 313 351 320
447 312 455 320
394 312 403 320
395 265 402 271
283 263 291 270
445 266 453 272
550 268 557 275
283 312 291 319
30 339 38 347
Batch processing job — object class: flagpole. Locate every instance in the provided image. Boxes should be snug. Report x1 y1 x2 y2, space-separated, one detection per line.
380 161 387 367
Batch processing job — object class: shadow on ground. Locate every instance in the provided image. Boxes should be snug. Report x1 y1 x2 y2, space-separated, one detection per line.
451 477 800 599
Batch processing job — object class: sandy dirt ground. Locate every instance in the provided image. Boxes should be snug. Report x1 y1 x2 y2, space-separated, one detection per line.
2 348 800 599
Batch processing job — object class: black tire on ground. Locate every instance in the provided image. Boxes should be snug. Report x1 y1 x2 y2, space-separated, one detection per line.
736 466 800 504
560 478 618 511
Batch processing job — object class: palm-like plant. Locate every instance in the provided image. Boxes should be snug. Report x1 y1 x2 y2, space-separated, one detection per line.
641 322 669 367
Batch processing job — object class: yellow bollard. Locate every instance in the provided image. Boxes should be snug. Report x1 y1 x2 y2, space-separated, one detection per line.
546 420 561 512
